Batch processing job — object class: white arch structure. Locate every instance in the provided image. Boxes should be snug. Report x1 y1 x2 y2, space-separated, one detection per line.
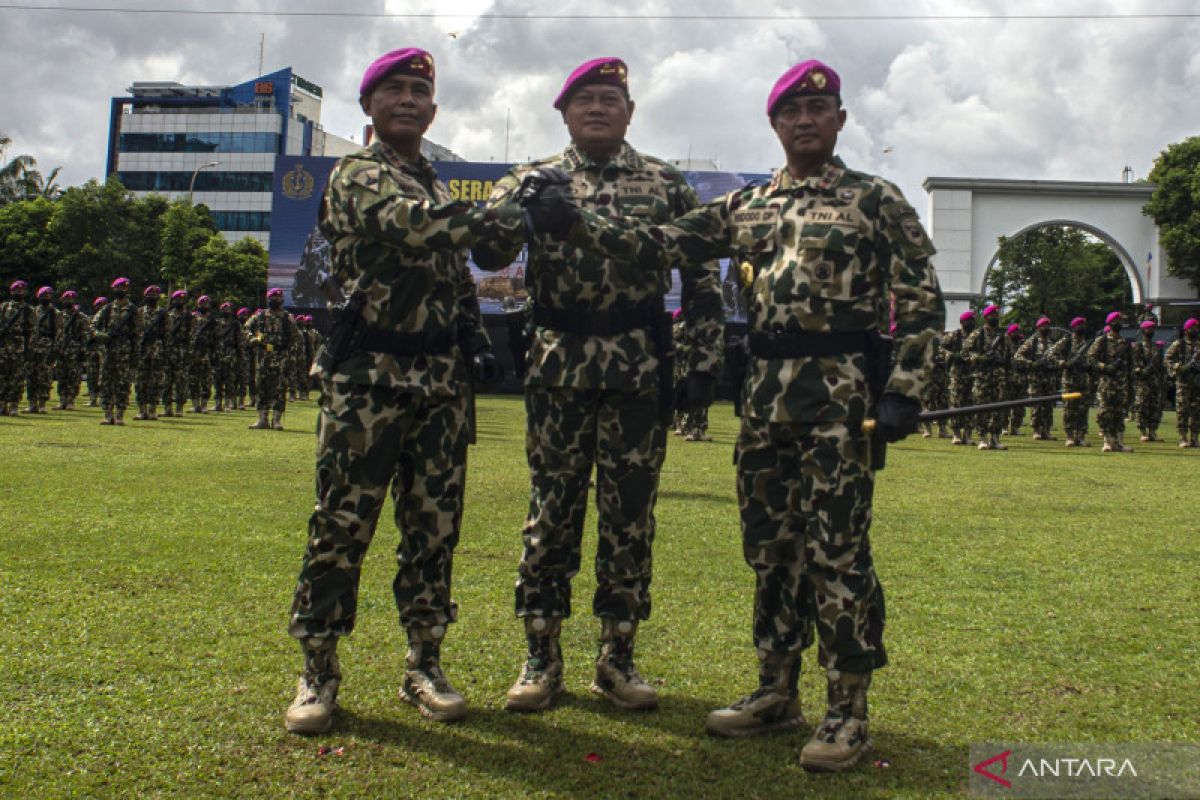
922 177 1197 323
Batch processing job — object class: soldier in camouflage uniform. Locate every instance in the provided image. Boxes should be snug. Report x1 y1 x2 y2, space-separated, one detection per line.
235 307 252 409
1013 316 1059 440
212 302 243 412
1165 318 1200 448
943 311 977 445
1054 316 1094 447
25 286 59 413
1131 320 1166 441
1002 324 1025 436
160 290 193 417
0 280 33 416
189 296 218 414
962 305 1011 450
285 48 524 735
245 289 300 429
86 296 106 406
1088 311 1134 452
671 309 688 435
134 285 167 420
540 59 944 771
1137 303 1158 326
54 291 90 410
474 57 724 714
93 277 143 425
303 315 324 395
918 336 949 438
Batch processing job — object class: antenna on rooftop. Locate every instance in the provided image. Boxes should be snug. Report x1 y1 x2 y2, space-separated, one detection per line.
258 33 265 75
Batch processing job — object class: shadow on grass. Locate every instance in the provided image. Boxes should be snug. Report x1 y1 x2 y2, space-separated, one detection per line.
336 693 964 798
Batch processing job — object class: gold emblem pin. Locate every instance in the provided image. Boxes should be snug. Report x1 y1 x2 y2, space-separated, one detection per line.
811 72 827 90
738 261 754 288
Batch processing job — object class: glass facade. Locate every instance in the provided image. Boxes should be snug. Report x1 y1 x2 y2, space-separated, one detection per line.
209 210 272 232
117 171 274 192
119 132 281 154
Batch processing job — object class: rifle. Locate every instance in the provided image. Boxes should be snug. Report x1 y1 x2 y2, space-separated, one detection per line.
0 305 24 343
105 303 138 346
862 392 1083 434
142 308 167 348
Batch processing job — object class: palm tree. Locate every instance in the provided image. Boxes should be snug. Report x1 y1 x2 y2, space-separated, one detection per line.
0 133 63 203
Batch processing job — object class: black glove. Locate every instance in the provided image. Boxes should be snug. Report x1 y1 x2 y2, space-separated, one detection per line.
473 350 502 385
517 167 579 240
875 393 921 443
679 371 715 412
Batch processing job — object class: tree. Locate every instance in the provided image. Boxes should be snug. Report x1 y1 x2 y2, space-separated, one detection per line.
0 197 60 290
49 178 141 298
191 235 268 307
0 133 62 204
1145 136 1200 292
985 225 1133 331
161 200 219 289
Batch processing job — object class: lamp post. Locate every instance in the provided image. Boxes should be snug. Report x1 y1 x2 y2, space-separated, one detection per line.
188 160 221 203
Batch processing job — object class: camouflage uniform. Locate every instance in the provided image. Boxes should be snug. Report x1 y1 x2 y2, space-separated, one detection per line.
189 310 218 412
1131 334 1166 440
213 311 244 411
476 142 723 641
1165 334 1200 446
161 304 193 415
26 301 59 412
942 325 975 443
86 306 104 406
0 298 33 415
1013 330 1059 439
671 317 688 435
570 155 944 712
1087 328 1134 450
93 298 144 422
918 337 949 437
1003 335 1025 435
1053 331 1094 446
54 306 91 409
287 141 520 680
245 327 259 407
962 319 1011 448
245 307 300 418
136 303 168 418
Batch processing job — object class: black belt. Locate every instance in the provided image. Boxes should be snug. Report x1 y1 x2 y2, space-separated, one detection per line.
748 330 873 359
359 326 457 357
534 301 662 337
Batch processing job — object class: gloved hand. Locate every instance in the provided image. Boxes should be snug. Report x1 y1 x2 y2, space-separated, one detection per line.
517 167 579 240
874 392 921 443
473 350 502 385
678 371 716 412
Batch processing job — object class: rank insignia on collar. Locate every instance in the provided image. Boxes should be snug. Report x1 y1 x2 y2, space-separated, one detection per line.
839 189 856 201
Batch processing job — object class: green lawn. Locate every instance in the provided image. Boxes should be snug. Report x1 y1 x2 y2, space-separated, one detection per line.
1 397 1196 798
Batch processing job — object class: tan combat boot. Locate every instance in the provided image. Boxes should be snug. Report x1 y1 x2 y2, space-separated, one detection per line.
590 619 658 710
271 410 284 430
505 616 565 712
705 650 804 737
399 625 467 722
285 638 341 735
800 670 872 772
249 410 270 429
919 422 932 438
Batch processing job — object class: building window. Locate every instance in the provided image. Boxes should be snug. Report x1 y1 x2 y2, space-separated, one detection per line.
209 210 272 231
117 171 274 192
118 132 281 154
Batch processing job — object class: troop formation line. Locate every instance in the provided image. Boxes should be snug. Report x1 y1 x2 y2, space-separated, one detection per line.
925 304 1200 451
0 279 324 428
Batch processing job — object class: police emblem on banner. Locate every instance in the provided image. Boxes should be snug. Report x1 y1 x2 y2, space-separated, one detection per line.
282 165 315 200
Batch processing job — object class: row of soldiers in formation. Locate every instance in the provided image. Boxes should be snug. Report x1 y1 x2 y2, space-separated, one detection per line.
923 304 1200 451
0 278 324 428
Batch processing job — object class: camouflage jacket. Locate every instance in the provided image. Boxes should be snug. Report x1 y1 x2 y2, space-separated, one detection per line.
1053 333 1093 380
93 299 144 354
57 308 92 354
245 308 299 360
216 314 245 351
1165 337 1200 387
942 327 973 374
164 307 194 350
316 141 521 394
963 323 1011 374
190 311 219 357
1013 332 1058 374
0 300 33 353
31 303 60 350
568 156 944 423
1087 330 1133 380
476 142 724 391
1130 337 1165 380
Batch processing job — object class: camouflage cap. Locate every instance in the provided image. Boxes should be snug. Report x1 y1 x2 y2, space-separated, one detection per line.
553 57 629 110
360 48 435 97
767 60 841 117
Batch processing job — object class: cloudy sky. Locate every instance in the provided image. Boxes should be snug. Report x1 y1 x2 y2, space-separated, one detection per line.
1 0 1198 210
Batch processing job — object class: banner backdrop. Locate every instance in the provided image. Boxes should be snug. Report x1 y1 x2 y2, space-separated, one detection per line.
270 154 769 319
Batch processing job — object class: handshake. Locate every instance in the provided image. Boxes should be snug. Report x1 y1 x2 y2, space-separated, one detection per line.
516 167 580 240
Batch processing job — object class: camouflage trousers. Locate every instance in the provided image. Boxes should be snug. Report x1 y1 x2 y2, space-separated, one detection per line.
135 343 164 408
1176 381 1200 436
231 352 246 406
99 345 134 411
1094 375 1129 436
86 350 102 401
288 381 469 640
920 367 948 416
736 417 886 674
161 347 190 407
517 386 665 622
973 369 1007 437
55 349 85 405
191 353 213 404
0 343 24 404
213 348 240 407
1025 372 1059 435
1005 375 1025 431
256 353 289 412
1133 379 1164 430
246 352 258 403
683 404 709 436
948 367 973 432
25 343 54 405
1061 376 1092 436
292 355 311 398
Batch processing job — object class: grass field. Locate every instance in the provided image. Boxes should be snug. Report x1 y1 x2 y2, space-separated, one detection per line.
1 396 1197 799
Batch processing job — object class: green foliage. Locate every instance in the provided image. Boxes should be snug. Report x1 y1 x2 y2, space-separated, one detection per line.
0 197 59 289
1145 136 1200 292
160 201 220 290
986 226 1133 330
1 398 1196 798
0 132 61 204
191 235 269 307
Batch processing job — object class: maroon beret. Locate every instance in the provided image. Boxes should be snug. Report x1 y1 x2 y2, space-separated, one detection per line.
553 57 629 110
360 48 435 97
767 60 841 117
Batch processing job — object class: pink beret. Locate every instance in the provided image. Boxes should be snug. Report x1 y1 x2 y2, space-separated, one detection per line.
672 308 683 321
1036 316 1051 328
1184 318 1199 331
36 286 53 299
553 57 629 110
1070 316 1086 329
219 302 233 312
9 280 27 291
171 289 188 300
767 60 841 117
196 295 211 305
93 296 107 308
60 290 77 301
958 310 974 323
237 307 250 317
266 287 284 299
982 304 1000 317
1105 311 1122 325
111 277 130 289
1139 320 1155 330
143 284 162 297
1006 324 1021 335
359 48 435 97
